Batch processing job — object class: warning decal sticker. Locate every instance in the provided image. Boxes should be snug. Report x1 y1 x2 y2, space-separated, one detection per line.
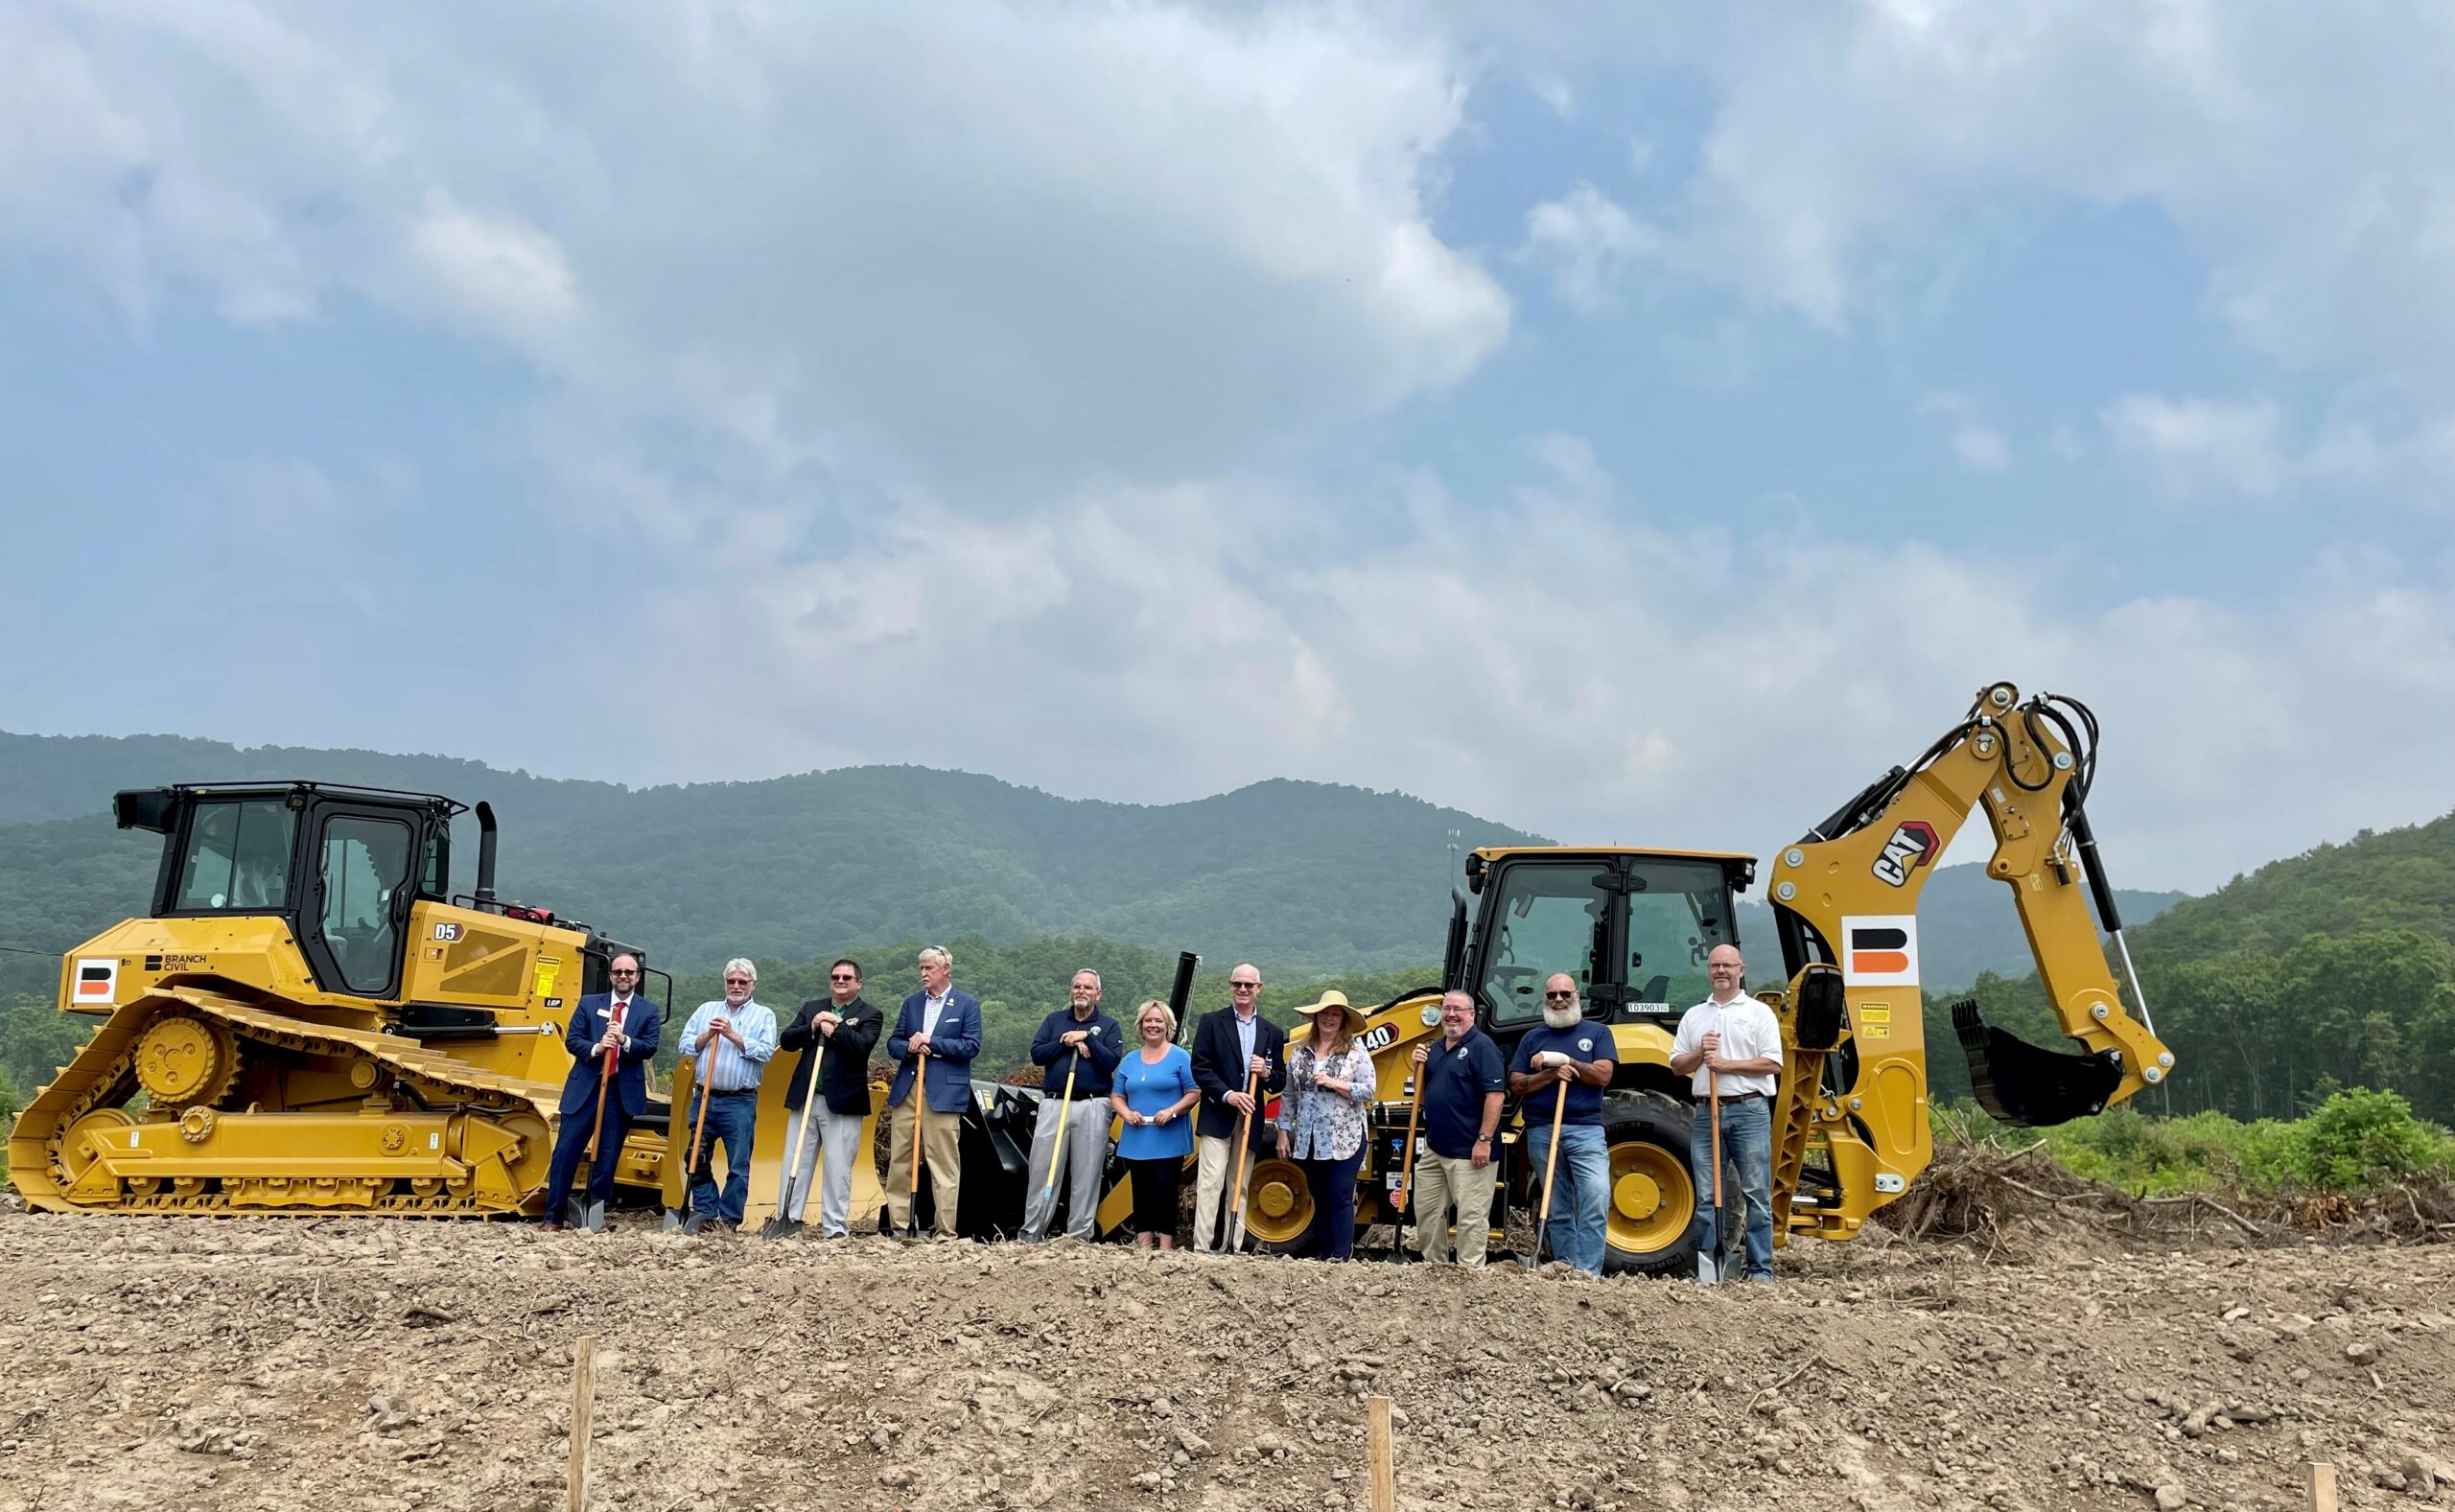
1840 916 1920 988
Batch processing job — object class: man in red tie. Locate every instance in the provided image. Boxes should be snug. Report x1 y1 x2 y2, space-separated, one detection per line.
542 953 663 1231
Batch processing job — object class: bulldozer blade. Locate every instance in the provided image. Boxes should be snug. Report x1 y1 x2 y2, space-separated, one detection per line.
1952 998 2123 1128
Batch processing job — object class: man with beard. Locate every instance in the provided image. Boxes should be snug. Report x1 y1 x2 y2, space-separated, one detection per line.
1670 943 1783 1282
1021 968 1126 1242
776 957 884 1238
676 958 780 1233
541 953 660 1232
1506 972 1618 1275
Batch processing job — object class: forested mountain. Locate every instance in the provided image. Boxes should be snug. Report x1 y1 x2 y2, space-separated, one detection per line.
1947 810 2455 1124
0 731 1539 1006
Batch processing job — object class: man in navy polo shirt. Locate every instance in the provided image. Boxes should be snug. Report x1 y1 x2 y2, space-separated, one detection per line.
1507 971 1619 1275
1406 989 1506 1265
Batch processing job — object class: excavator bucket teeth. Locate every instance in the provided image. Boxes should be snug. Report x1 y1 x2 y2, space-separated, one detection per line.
1952 999 2122 1128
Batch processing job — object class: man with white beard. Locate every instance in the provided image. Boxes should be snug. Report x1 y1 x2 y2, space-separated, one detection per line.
1505 971 1619 1276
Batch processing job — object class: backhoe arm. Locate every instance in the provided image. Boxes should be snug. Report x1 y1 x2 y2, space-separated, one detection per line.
1761 681 2174 1242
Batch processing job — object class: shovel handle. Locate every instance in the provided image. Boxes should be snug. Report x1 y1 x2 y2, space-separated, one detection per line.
1392 1069 1424 1214
1228 1066 1262 1221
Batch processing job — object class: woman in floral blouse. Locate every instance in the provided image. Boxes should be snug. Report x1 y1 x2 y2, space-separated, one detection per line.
1274 989 1376 1260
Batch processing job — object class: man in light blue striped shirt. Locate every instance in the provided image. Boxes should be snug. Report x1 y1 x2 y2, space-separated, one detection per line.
675 957 780 1232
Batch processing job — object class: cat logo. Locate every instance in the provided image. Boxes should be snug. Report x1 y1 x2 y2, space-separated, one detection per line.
1871 820 1939 887
1841 916 1920 987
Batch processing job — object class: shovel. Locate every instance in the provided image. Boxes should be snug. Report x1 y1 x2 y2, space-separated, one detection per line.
662 1044 717 1235
901 1047 929 1241
1391 1064 1425 1264
1531 1071 1569 1267
569 1002 627 1233
760 1035 826 1241
1696 1068 1724 1285
1221 1065 1262 1254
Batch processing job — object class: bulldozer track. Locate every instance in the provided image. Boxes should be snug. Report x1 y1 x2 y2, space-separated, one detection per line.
9 988 557 1219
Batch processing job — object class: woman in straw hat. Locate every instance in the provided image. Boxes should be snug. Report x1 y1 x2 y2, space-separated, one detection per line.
1274 989 1377 1260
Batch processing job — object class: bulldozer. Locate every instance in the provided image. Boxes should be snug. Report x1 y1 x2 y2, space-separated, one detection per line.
6 782 676 1215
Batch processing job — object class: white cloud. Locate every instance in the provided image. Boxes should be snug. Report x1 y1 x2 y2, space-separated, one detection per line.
610 445 2455 895
409 193 579 345
0 1 1508 492
1519 180 1658 312
1485 4 2455 385
1917 391 2011 474
2102 393 2289 500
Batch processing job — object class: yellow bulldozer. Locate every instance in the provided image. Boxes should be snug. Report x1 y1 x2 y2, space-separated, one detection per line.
10 681 2171 1268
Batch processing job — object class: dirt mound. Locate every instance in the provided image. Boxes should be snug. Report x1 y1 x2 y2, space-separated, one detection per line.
0 1212 2450 1512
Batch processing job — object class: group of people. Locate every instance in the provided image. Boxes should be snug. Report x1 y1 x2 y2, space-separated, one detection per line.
537 942 1786 1283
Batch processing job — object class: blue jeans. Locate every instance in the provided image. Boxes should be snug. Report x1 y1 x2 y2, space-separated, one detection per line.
1526 1122 1611 1274
1689 1095 1774 1279
1300 1151 1364 1259
685 1091 759 1226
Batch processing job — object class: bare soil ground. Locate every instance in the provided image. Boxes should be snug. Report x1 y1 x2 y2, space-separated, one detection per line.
0 1207 2449 1512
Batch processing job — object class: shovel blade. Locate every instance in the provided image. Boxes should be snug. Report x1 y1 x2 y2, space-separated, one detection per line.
1696 1248 1722 1285
1952 998 2123 1128
580 1200 607 1234
760 1217 806 1241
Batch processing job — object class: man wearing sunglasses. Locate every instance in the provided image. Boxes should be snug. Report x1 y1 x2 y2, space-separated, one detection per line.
1506 972 1618 1275
677 959 781 1233
541 953 662 1232
777 957 884 1238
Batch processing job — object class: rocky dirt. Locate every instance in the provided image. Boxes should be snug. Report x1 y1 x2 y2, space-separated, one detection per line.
0 1210 2449 1512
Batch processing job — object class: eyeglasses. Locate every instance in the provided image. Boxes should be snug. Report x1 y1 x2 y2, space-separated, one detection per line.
724 977 754 987
608 968 640 977
1230 982 1259 990
830 973 857 982
1544 989 1577 1001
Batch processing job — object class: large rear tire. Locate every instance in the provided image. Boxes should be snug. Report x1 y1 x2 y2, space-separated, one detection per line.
1601 1091 1701 1276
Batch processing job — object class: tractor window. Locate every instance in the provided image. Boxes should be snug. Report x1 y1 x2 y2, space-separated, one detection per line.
317 815 414 995
1480 864 1604 1027
1623 859 1738 1010
171 800 297 912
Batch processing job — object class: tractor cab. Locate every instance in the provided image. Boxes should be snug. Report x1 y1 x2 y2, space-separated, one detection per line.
115 782 461 1005
1447 847 1757 1044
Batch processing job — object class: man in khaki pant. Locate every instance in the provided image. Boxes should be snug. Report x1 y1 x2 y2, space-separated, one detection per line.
1407 989 1506 1265
884 945 980 1237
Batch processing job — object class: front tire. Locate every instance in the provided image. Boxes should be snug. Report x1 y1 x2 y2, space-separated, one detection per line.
1600 1091 1701 1276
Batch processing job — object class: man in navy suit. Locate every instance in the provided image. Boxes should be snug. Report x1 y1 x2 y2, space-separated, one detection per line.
541 953 662 1231
884 943 982 1237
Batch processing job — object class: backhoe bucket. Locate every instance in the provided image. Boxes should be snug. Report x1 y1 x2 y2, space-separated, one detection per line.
1952 999 2122 1128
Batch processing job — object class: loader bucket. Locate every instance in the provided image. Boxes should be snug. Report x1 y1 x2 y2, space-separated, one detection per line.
1952 999 2122 1128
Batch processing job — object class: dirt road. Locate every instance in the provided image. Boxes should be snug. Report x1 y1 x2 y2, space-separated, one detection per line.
0 1211 2447 1512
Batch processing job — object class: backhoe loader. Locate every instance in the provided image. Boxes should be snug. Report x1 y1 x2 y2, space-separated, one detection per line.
1212 680 2174 1272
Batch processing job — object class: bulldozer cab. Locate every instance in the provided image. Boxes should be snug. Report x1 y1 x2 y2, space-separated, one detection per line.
1453 847 1756 1036
118 782 456 1005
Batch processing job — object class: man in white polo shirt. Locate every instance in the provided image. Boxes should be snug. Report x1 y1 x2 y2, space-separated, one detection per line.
1669 943 1783 1283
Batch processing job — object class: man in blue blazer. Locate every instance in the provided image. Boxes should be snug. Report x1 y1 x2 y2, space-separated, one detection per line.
884 943 982 1237
542 953 663 1231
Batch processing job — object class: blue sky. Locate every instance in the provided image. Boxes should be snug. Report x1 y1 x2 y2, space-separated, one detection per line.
2 2 2450 892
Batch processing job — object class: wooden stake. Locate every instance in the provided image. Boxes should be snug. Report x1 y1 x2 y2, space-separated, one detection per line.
1367 1394 1394 1512
2307 1462 2339 1512
567 1336 596 1512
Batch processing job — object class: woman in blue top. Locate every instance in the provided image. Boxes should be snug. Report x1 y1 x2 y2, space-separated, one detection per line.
1109 999 1199 1249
